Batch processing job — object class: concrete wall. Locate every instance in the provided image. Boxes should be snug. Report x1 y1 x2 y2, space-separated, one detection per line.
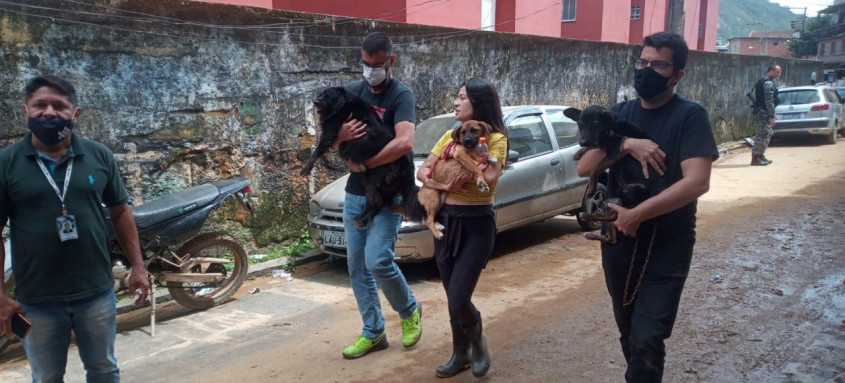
0 0 822 247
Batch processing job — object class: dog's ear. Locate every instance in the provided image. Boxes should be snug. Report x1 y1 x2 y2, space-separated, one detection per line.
451 123 464 142
477 121 492 136
600 110 617 123
563 107 581 121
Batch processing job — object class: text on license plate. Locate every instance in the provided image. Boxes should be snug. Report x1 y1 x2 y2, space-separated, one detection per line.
778 113 801 120
323 231 347 248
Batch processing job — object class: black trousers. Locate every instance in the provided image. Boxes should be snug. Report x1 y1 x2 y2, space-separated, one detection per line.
601 223 695 383
434 204 496 326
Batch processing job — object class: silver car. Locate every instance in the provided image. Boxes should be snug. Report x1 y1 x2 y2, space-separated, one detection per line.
307 105 590 262
774 85 843 144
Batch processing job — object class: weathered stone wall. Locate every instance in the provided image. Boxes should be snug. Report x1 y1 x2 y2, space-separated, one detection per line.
0 0 823 247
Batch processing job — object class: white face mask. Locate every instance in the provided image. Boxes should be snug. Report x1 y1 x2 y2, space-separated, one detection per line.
362 65 386 87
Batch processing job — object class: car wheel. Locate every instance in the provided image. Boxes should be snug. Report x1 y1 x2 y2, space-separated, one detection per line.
825 123 838 145
576 182 607 232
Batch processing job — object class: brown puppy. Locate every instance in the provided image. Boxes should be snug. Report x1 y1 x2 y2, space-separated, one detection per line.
417 120 497 239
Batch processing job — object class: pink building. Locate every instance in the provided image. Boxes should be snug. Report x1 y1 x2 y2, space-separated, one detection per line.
194 0 719 51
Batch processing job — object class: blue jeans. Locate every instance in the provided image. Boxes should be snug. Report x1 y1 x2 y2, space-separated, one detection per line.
20 289 119 383
343 193 417 339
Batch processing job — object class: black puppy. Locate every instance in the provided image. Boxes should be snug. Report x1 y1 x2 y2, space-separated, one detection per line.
564 105 665 244
301 86 418 227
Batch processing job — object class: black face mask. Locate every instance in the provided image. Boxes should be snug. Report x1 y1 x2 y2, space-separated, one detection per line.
634 67 672 100
28 116 75 145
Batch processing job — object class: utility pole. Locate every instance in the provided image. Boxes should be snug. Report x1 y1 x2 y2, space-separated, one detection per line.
747 22 765 55
787 7 808 33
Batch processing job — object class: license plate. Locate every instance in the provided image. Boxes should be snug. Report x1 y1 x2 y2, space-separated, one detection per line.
323 231 347 248
778 113 801 120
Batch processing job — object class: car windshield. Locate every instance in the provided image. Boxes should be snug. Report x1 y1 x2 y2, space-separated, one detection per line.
778 90 821 106
413 115 459 157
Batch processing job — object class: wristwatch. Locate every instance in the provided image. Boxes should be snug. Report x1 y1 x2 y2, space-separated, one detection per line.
357 162 367 172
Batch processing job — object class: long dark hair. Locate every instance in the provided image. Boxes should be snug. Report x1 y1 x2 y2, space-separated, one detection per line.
462 77 509 153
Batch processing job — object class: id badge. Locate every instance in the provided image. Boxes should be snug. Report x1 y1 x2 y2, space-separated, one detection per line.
57 215 79 242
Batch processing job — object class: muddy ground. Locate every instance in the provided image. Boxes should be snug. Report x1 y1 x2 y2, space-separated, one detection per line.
1 138 843 383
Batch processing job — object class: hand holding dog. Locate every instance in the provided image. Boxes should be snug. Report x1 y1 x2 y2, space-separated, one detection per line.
622 138 666 179
337 113 368 145
607 202 643 237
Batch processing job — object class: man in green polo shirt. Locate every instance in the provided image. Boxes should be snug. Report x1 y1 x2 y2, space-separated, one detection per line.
0 75 150 382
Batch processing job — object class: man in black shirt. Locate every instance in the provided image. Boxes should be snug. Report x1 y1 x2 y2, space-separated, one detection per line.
577 32 719 382
332 32 421 360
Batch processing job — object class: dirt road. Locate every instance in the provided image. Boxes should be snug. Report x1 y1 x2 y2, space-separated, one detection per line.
1 139 843 382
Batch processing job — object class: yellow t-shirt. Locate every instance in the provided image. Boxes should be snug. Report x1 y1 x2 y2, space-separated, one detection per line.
430 130 508 202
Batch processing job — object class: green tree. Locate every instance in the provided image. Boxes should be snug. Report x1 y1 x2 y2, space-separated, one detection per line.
789 16 833 58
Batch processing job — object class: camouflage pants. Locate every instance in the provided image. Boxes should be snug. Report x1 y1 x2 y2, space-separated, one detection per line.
753 117 773 155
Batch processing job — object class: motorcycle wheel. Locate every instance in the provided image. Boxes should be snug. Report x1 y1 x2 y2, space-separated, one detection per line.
168 232 248 310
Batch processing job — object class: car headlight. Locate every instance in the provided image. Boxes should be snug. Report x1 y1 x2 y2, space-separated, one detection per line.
309 201 322 219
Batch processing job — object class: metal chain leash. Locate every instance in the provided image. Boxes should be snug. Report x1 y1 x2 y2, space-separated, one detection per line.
622 224 658 307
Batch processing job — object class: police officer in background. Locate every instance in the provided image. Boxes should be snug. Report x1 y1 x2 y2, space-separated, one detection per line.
751 65 780 166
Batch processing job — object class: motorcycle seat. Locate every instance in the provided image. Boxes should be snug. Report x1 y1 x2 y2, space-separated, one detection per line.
132 184 220 230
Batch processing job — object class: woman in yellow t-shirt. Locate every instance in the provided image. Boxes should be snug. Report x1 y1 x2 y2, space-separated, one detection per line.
415 77 508 378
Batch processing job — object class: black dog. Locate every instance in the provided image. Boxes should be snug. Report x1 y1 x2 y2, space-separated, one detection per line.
564 105 665 244
301 86 417 227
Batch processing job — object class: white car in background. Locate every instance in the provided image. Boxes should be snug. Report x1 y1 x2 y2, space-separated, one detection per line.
775 85 844 144
307 105 592 262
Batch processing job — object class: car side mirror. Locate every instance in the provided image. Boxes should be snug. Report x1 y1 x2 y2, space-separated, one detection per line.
508 149 520 163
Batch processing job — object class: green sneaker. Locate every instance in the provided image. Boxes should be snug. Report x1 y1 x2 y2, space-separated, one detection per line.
401 304 422 348
342 331 389 359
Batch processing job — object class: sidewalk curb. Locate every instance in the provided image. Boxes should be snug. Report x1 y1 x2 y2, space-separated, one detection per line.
116 249 328 315
718 139 751 154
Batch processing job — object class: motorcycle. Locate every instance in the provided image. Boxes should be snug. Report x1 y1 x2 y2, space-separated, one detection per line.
1 177 254 354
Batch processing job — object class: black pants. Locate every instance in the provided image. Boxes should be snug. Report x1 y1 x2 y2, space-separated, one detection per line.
434 204 496 326
601 223 695 383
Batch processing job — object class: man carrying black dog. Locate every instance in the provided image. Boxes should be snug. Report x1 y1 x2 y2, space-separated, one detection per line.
577 32 719 382
751 65 781 166
332 32 422 359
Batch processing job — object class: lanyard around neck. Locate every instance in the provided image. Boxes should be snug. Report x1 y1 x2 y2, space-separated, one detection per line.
36 157 73 216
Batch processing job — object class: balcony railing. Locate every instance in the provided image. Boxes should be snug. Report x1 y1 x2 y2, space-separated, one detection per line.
817 23 845 40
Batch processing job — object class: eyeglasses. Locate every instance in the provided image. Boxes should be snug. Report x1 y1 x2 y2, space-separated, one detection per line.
360 57 389 69
634 58 676 71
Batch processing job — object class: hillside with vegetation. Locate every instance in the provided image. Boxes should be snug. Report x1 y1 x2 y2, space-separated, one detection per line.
717 0 805 42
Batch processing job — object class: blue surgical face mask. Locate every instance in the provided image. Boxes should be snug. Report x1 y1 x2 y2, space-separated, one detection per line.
27 114 75 145
362 65 387 87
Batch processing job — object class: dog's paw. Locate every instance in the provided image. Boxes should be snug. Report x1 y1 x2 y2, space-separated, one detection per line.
584 232 603 241
477 180 490 193
434 231 444 240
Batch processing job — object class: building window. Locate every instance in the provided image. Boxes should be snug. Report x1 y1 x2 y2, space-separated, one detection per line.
631 5 641 20
820 43 825 56
562 0 576 21
698 24 704 39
